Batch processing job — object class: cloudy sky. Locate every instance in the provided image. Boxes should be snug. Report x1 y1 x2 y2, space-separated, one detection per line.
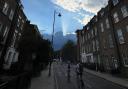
21 0 108 35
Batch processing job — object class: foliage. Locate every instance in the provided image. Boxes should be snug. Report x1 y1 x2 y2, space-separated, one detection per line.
61 40 77 63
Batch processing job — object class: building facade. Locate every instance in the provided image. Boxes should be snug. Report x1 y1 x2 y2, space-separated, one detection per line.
76 0 128 76
0 0 18 70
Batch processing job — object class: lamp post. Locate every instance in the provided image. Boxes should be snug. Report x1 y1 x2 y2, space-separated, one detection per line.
51 10 61 48
49 10 61 77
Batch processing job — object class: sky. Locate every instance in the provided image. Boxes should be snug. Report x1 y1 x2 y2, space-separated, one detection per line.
21 0 108 35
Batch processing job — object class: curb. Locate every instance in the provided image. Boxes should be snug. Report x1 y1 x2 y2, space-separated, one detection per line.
84 68 128 89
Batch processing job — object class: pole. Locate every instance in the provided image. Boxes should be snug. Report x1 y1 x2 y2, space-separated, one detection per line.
52 10 56 46
49 10 56 77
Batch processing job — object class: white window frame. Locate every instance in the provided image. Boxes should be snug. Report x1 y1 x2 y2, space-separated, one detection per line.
3 26 8 38
2 2 9 15
95 27 97 36
106 18 110 29
112 0 119 6
113 12 119 23
117 29 125 44
121 6 128 18
9 9 14 20
100 23 104 32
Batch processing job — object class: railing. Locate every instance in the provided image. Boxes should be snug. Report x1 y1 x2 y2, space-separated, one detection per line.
0 72 31 89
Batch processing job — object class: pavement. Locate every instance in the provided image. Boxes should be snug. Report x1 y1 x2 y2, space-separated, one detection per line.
30 64 55 89
84 68 128 88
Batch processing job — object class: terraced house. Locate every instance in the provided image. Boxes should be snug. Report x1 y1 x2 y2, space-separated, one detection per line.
76 0 128 77
0 0 18 70
0 0 27 73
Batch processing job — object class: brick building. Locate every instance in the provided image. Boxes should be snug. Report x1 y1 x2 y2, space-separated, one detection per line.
0 0 18 70
76 0 128 76
2 0 27 70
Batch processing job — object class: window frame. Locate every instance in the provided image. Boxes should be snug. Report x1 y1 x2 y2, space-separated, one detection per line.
117 29 125 44
100 23 104 32
106 18 110 29
0 23 3 32
121 6 128 18
9 9 14 20
112 0 119 6
2 2 9 15
113 12 119 23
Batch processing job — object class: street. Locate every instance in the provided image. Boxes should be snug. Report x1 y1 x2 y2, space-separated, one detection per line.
53 63 127 89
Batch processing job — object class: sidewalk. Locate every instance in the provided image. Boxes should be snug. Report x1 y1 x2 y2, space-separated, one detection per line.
30 65 55 89
84 68 128 88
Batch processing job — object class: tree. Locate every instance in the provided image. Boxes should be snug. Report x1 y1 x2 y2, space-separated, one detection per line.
61 40 77 63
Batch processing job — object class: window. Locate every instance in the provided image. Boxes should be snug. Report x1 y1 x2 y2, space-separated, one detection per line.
91 30 94 38
108 34 114 48
3 26 8 38
106 18 110 29
2 2 9 15
121 6 128 18
95 27 97 35
11 33 16 47
117 29 124 44
126 25 128 32
113 12 119 23
0 23 3 32
9 10 14 20
100 11 104 16
112 0 119 6
96 40 99 51
100 23 104 32
122 49 128 67
17 19 20 27
93 40 95 52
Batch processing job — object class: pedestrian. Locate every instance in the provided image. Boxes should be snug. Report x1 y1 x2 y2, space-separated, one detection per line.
48 59 53 76
67 61 71 82
76 62 83 80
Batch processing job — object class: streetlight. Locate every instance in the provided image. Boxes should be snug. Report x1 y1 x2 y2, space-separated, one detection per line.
51 10 61 47
49 10 61 77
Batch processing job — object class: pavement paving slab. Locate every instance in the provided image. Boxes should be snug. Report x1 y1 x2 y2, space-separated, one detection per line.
84 68 128 88
30 65 54 89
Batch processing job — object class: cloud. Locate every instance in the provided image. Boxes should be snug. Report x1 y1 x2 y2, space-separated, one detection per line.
52 0 108 25
52 0 108 14
74 14 93 25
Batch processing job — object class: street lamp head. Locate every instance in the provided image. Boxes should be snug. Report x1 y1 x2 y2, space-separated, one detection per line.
58 13 61 17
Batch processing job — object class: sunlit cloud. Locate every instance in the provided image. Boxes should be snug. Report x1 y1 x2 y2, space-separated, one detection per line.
52 0 108 25
74 14 93 25
52 0 108 14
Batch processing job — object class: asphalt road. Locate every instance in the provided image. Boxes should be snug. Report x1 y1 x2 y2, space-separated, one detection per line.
53 63 127 89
